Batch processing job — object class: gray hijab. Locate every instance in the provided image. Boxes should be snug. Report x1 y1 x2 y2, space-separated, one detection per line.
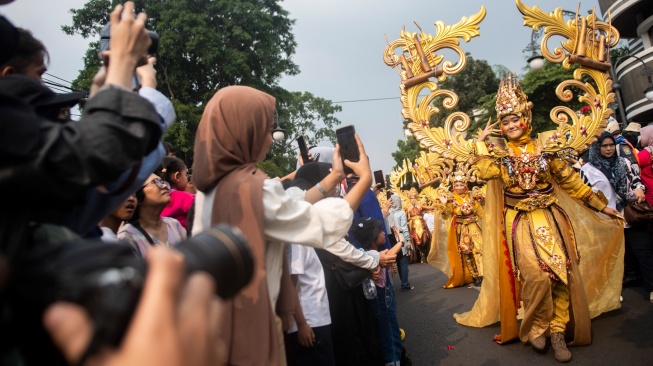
390 194 403 212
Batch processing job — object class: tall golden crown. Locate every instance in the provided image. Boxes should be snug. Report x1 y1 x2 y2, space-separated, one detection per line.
495 73 533 122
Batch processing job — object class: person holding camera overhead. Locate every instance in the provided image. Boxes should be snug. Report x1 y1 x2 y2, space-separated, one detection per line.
1 2 223 365
192 85 374 366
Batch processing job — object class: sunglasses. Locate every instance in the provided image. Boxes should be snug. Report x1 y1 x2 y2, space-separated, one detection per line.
143 179 170 190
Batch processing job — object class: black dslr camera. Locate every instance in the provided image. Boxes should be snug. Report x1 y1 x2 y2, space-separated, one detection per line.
5 224 253 366
98 20 159 89
99 21 159 56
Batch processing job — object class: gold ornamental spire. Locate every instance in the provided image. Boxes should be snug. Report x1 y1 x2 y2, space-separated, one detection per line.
383 7 486 162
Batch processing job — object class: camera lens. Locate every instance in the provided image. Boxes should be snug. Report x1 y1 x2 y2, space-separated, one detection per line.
175 224 254 299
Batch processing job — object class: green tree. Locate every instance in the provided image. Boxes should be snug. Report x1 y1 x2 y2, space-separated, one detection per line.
473 62 582 135
259 91 342 177
521 62 581 134
62 0 341 170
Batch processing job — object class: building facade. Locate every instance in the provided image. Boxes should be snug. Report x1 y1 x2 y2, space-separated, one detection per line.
599 0 653 124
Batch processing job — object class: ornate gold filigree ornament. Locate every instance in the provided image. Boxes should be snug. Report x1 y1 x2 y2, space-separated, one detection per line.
383 7 486 162
516 0 619 153
383 0 620 160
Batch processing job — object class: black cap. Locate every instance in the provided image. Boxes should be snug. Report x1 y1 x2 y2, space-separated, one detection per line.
0 75 87 120
352 217 383 248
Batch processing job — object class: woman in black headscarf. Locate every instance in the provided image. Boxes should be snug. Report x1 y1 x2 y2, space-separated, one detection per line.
583 132 653 303
586 132 644 210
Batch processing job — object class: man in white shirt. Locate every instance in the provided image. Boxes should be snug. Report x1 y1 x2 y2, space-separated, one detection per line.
285 243 335 366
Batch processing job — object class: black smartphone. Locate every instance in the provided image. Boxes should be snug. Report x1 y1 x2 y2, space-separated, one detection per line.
374 170 385 188
296 135 310 165
336 125 359 175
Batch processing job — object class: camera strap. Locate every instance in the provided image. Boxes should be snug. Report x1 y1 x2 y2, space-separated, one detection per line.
131 222 156 246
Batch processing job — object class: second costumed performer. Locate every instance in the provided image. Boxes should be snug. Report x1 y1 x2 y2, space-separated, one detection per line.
454 74 624 363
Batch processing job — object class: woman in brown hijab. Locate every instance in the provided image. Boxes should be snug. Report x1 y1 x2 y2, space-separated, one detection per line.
193 85 372 365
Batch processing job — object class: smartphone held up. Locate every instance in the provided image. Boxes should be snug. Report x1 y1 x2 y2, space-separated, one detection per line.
374 170 385 189
296 135 310 165
336 125 360 176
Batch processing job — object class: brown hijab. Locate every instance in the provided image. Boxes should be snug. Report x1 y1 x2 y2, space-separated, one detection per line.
193 85 279 365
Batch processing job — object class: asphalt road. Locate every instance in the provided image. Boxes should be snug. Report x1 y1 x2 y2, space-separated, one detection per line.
392 263 652 366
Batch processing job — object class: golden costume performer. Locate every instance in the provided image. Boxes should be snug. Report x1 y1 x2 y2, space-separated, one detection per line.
455 74 623 361
426 164 485 288
383 3 624 362
407 187 432 263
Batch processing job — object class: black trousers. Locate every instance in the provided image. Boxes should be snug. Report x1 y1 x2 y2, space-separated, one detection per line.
285 325 336 366
625 226 653 292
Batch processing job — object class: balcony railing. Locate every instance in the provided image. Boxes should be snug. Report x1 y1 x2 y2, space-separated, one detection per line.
599 0 650 38
615 48 653 122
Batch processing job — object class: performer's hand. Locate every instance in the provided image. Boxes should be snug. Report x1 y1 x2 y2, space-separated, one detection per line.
477 117 500 142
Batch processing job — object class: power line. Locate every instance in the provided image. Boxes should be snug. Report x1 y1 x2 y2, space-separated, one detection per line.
44 72 73 85
43 79 75 91
46 84 70 94
332 96 399 104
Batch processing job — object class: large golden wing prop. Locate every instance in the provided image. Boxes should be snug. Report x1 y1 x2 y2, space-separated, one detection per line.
388 161 412 212
383 7 486 162
516 0 620 153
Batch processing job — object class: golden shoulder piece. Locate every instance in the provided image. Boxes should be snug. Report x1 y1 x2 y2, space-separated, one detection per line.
383 7 486 162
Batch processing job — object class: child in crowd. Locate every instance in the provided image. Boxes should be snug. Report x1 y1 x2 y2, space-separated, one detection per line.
157 156 195 229
99 194 137 241
352 217 404 366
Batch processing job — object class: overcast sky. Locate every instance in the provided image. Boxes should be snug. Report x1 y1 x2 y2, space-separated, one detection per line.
2 0 601 174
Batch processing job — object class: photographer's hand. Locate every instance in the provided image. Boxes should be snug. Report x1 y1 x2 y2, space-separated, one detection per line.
104 2 151 90
136 57 157 89
305 147 342 204
89 66 108 99
44 248 222 366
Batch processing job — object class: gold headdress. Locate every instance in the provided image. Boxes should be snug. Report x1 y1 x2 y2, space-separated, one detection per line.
495 73 533 123
451 162 472 184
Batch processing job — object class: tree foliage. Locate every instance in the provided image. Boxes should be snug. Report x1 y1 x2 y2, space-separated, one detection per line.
62 0 340 173
520 61 581 134
262 91 342 176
